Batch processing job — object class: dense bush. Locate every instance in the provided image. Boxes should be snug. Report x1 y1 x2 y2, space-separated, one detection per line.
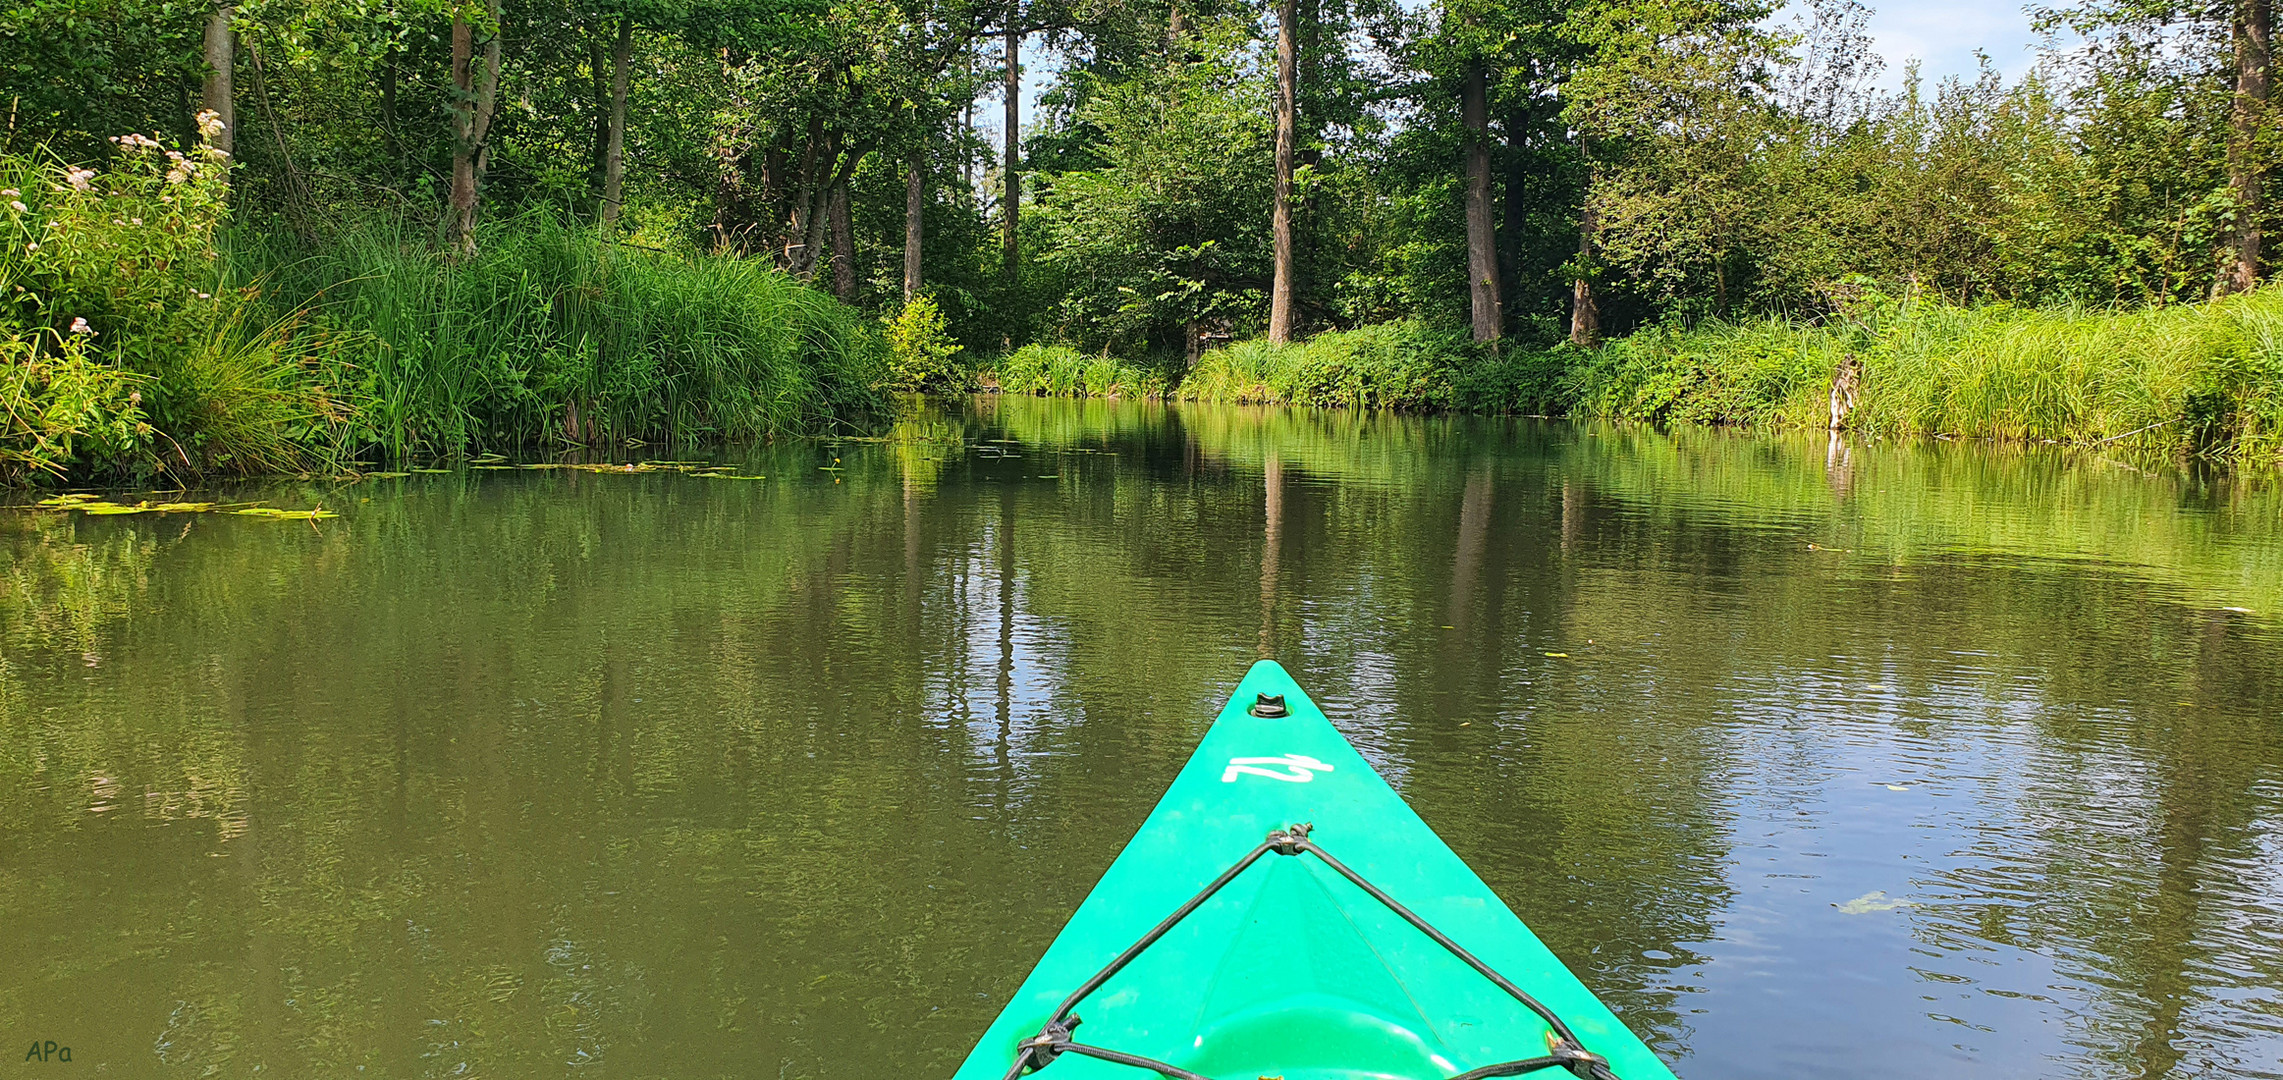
1 121 352 481
882 295 969 394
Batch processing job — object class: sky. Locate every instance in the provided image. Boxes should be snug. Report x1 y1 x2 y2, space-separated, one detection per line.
1843 0 2044 89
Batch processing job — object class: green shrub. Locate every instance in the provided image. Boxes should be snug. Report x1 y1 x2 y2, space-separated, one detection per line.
0 324 149 482
0 121 352 481
883 295 968 394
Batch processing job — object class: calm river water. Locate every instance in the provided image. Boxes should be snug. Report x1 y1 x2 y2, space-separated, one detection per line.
4 397 2281 1079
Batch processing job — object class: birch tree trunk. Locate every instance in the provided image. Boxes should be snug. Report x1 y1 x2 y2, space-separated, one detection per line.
1268 0 1297 344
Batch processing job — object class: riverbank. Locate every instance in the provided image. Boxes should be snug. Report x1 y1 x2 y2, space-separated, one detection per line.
2 145 888 485
985 291 2283 461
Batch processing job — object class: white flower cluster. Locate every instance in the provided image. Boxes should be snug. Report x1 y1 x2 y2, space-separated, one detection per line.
196 109 228 143
70 317 95 337
64 167 96 191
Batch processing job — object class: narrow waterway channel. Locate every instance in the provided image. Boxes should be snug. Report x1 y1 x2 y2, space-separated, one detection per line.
3 396 2280 1079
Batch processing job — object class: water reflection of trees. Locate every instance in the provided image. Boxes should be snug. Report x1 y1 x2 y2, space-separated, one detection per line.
2 400 2279 1077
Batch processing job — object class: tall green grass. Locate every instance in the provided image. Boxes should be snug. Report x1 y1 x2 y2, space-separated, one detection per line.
1567 289 2283 459
985 322 1564 414
988 344 1174 398
250 215 889 459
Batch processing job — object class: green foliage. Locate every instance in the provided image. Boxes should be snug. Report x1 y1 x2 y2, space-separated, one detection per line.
0 325 148 482
988 344 1173 399
1 133 353 481
883 294 968 393
254 214 889 459
1566 285 2283 459
1181 322 1470 410
1032 25 1277 354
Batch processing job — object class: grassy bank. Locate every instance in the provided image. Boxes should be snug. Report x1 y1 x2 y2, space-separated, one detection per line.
988 322 1565 413
983 292 2283 462
1572 289 2283 458
253 217 888 459
1 137 888 485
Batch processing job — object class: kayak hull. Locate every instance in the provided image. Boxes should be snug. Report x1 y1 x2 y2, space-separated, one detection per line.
951 661 1678 1080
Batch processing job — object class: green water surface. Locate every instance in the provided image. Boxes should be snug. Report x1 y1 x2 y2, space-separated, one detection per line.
3 396 2279 1079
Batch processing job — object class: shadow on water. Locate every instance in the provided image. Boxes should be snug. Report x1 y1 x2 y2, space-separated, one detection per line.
2 396 2279 1078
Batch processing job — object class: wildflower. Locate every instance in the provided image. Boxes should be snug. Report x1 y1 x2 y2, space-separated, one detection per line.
196 109 227 142
65 168 95 191
69 317 94 336
0 188 15 197
129 390 141 406
25 241 37 252
8 201 24 214
165 167 188 185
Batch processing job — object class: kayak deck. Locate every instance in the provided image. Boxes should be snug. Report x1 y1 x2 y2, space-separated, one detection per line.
951 661 1677 1080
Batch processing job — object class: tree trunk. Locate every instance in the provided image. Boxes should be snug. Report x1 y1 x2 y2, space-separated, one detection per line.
828 176 857 300
963 46 975 197
601 18 630 229
1003 22 1021 276
904 148 925 301
200 3 233 155
1462 62 1500 343
1268 0 1298 344
380 48 400 178
448 1 502 255
588 34 609 194
1570 206 1599 347
785 121 824 273
451 14 474 250
2225 0 2271 294
1503 109 1530 318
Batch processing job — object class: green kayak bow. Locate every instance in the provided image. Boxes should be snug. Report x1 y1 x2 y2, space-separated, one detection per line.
952 661 1678 1080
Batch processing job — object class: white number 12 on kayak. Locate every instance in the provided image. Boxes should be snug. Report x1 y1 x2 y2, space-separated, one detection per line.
1220 754 1335 783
